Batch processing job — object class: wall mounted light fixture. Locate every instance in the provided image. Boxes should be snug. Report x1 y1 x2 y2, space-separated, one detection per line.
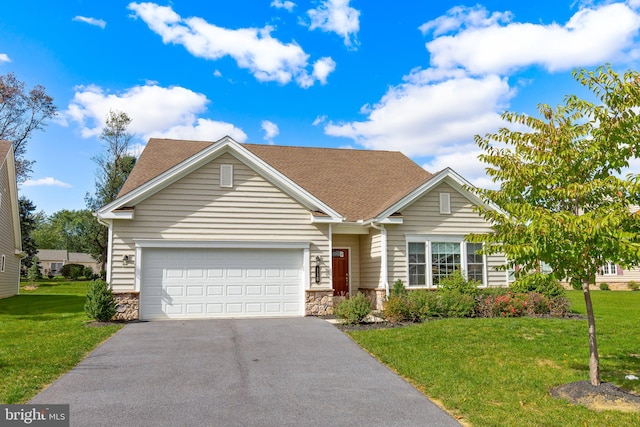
122 255 130 266
315 256 321 284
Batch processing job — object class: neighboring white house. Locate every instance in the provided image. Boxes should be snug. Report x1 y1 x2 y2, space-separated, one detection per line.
97 137 509 320
0 141 22 299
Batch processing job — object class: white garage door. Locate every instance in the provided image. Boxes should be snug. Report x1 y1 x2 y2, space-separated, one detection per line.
140 248 304 320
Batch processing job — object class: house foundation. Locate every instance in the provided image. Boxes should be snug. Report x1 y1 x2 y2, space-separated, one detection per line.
113 292 139 321
305 290 335 315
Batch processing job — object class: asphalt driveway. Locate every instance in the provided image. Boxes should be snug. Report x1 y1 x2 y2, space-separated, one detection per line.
31 317 460 426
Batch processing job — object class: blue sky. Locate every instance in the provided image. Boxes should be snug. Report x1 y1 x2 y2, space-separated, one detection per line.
2 0 640 215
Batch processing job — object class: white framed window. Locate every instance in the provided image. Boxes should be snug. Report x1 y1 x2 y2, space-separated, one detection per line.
220 164 233 188
408 242 426 285
407 236 486 287
601 262 617 276
439 193 451 214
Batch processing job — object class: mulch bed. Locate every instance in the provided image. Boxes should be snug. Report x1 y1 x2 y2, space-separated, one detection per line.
550 381 640 412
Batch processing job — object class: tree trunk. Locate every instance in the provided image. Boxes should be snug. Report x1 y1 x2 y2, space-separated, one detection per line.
582 279 601 386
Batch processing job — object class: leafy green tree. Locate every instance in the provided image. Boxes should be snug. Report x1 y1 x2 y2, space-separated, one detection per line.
27 256 42 283
469 65 640 386
18 196 38 269
0 72 57 181
85 110 136 270
32 209 97 253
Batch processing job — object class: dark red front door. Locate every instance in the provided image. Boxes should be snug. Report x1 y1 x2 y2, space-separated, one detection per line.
332 249 349 296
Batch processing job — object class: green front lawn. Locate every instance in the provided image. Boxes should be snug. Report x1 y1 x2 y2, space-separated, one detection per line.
0 281 122 403
348 290 640 426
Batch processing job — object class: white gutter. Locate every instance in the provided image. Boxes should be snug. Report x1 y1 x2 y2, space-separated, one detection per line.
370 223 389 297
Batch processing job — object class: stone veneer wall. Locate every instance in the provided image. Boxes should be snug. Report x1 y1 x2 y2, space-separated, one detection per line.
113 292 139 321
305 290 334 315
359 288 387 311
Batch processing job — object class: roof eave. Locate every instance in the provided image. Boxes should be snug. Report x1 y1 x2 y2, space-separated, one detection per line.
372 167 503 223
4 145 22 252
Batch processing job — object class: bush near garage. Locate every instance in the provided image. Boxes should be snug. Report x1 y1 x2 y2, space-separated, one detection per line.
334 293 373 324
84 280 117 322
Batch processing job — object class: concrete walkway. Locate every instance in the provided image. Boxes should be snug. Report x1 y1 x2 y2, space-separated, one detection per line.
31 317 460 427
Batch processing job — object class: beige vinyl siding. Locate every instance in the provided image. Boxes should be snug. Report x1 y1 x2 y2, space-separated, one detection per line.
109 153 330 291
359 228 382 288
332 234 361 290
387 182 507 287
595 267 640 284
0 160 19 298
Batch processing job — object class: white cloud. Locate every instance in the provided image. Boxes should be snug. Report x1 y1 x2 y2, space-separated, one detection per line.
128 2 334 88
325 72 513 157
271 0 296 12
307 0 360 47
213 69 222 77
22 177 72 188
324 2 640 189
72 16 107 29
312 57 336 84
0 53 10 63
419 5 511 37
61 83 246 142
261 120 279 144
312 115 327 126
423 3 640 75
421 148 498 189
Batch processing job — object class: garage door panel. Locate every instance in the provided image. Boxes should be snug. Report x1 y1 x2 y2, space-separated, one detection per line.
166 269 184 279
165 286 184 296
265 285 281 295
207 269 223 278
207 285 223 296
141 248 304 320
186 286 204 296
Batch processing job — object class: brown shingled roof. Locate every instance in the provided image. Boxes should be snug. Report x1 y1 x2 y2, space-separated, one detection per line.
118 139 212 197
117 138 433 221
244 143 432 221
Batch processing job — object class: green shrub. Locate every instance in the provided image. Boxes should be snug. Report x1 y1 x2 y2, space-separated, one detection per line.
437 271 479 296
439 292 476 318
599 282 610 291
334 293 372 324
60 263 84 280
406 289 440 321
83 266 95 279
436 272 477 317
510 273 565 298
628 281 640 291
383 295 410 323
84 280 116 322
390 279 408 297
27 256 42 283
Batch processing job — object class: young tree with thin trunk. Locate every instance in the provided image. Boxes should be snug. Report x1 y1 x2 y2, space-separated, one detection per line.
86 110 136 271
469 65 640 386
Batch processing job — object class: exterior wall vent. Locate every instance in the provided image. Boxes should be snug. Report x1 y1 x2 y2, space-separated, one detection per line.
439 192 451 214
220 164 233 188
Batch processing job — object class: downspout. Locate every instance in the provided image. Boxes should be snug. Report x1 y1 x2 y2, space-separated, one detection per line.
370 223 389 297
96 214 113 285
